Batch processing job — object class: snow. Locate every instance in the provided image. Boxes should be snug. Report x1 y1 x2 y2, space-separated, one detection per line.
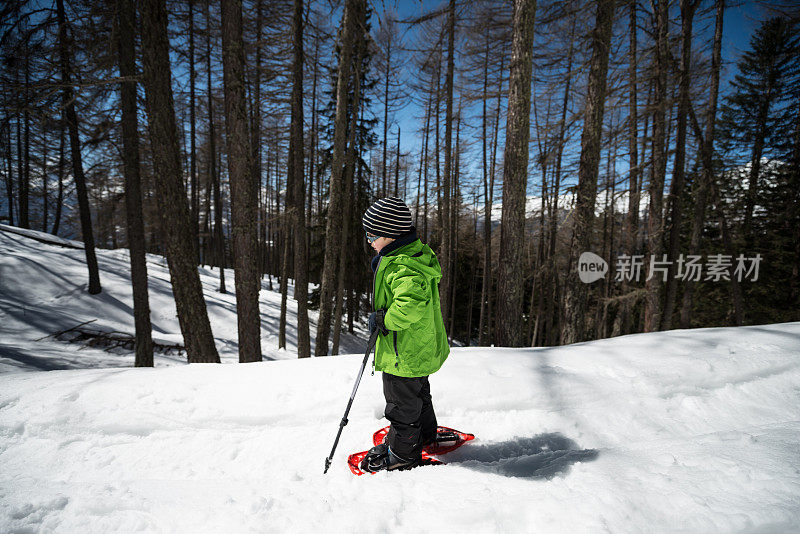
0 225 368 372
2 227 800 533
0 223 85 250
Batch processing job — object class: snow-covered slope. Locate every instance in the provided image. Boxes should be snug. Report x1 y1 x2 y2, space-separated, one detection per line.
1 226 799 533
0 225 368 372
1 323 799 533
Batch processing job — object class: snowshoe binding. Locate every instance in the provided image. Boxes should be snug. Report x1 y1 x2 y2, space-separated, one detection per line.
359 443 419 473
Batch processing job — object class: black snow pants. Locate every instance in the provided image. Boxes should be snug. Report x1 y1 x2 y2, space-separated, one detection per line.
382 372 438 461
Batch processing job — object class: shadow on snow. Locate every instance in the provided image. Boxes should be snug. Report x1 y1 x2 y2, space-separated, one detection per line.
444 433 598 479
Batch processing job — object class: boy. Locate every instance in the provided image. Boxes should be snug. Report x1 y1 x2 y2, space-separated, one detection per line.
360 197 450 472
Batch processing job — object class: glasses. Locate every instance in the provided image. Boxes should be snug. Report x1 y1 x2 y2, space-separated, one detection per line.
366 232 379 244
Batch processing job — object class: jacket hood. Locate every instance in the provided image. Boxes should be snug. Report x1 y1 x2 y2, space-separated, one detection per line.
384 239 443 283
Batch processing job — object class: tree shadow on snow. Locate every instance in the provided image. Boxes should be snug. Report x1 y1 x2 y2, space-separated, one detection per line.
444 433 598 479
0 344 75 371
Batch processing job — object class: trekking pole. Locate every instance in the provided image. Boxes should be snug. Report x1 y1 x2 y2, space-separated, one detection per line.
324 328 380 474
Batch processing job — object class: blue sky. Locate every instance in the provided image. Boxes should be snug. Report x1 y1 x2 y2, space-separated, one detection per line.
365 0 776 202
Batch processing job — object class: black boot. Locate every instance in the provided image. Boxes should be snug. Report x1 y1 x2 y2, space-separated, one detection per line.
360 443 419 473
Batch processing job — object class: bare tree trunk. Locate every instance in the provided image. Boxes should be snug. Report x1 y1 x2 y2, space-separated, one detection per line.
15 105 22 228
221 0 262 362
56 0 101 295
529 92 552 346
644 0 669 332
743 90 774 247
189 0 199 259
435 47 443 239
382 30 391 198
333 42 362 355
479 51 505 347
709 175 745 325
561 0 615 344
314 0 364 356
139 0 220 363
289 0 310 358
52 123 64 235
201 150 213 265
638 82 652 264
4 114 15 226
279 204 291 349
305 29 315 237
790 101 800 307
213 132 226 292
308 36 319 231
252 0 264 276
20 53 29 229
477 32 491 346
680 2 725 329
687 100 745 325
600 125 618 339
207 0 226 294
448 103 462 337
424 87 433 241
439 0 456 326
617 0 639 335
117 0 154 367
495 0 537 347
546 19 574 346
269 146 278 289
662 0 699 330
41 130 49 233
415 93 430 231
466 199 478 345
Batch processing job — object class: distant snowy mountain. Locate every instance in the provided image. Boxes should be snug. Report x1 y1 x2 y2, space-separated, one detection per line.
1 225 799 532
488 189 651 223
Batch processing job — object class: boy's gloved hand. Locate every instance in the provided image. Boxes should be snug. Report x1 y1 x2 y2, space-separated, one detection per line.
369 309 389 336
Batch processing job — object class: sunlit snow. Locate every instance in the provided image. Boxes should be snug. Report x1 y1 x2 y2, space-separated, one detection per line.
1 225 799 533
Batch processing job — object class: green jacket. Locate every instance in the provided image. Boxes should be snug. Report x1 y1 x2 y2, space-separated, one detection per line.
373 238 450 378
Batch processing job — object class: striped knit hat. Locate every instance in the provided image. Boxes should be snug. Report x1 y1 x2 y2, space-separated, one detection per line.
362 197 413 238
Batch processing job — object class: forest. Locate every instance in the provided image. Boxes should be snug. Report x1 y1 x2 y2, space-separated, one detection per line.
1 0 798 365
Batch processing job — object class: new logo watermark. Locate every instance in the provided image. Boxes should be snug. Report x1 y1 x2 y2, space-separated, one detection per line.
577 252 762 284
577 252 608 283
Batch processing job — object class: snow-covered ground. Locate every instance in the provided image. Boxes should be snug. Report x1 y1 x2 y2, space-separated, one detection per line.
0 224 368 372
1 226 800 533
